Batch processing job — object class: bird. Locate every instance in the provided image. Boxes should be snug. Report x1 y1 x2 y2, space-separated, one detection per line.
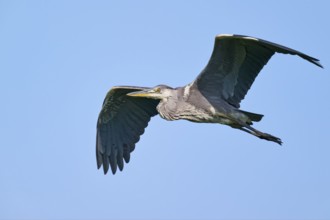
96 34 323 174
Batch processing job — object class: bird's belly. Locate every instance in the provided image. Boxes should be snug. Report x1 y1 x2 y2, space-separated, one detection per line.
184 114 233 125
178 106 234 125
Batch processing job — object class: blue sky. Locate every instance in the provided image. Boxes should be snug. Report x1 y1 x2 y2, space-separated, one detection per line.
1 1 329 219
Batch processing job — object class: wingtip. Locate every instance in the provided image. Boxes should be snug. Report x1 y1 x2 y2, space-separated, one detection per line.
110 163 117 175
96 163 109 175
99 161 117 175
102 165 109 175
314 60 324 69
305 56 323 68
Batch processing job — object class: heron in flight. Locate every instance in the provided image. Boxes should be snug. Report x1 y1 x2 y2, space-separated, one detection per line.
96 34 323 174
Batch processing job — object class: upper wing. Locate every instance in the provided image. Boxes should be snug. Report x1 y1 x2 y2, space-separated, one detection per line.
194 34 323 108
96 86 159 174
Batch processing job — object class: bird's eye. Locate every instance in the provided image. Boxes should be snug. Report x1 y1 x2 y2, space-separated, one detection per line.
155 88 161 93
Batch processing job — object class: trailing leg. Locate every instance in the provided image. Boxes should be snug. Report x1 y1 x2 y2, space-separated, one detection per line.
237 125 282 145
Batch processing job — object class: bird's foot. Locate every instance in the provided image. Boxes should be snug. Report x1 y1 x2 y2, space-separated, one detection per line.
258 132 282 145
238 126 283 145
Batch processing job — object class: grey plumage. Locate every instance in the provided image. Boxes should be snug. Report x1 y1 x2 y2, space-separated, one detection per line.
97 34 323 174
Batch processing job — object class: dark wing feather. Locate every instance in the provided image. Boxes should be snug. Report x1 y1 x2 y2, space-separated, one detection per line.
194 34 323 108
96 86 159 174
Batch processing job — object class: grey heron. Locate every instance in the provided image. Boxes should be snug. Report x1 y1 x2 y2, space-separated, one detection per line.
96 34 323 174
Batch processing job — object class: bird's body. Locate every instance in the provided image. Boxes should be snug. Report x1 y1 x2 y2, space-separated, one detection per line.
97 34 323 174
156 84 244 125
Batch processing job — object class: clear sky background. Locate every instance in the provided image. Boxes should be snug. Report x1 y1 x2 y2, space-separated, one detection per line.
1 1 329 220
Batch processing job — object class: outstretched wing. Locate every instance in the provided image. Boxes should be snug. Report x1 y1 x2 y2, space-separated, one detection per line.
194 34 323 108
96 86 159 174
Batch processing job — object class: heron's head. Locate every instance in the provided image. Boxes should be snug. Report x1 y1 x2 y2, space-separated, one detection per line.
127 85 174 100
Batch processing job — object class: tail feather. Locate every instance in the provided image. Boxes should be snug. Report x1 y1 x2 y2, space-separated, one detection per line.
239 110 264 122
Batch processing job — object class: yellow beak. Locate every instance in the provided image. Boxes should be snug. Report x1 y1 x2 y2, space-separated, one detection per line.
127 90 155 98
